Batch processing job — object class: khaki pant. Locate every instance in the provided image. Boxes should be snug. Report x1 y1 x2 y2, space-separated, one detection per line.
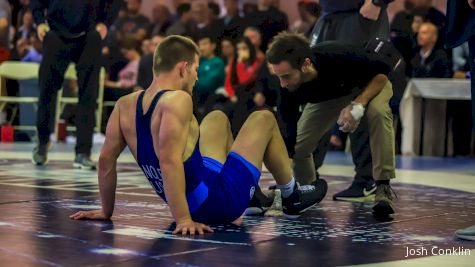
293 81 396 183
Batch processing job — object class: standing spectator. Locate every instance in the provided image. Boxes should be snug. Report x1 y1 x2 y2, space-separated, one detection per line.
30 0 121 169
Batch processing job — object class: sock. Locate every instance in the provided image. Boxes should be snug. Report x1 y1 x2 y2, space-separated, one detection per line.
376 180 390 186
277 177 296 198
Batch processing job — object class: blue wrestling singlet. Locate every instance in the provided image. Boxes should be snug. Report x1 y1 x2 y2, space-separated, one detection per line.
135 90 262 224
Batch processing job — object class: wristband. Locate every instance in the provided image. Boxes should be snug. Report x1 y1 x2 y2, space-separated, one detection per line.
350 101 365 121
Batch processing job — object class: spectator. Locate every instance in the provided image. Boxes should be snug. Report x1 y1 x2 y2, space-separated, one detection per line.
104 37 141 101
166 3 193 37
149 4 173 36
136 35 164 91
0 0 11 63
216 0 243 41
291 1 321 37
411 22 450 78
245 0 288 51
243 27 265 62
193 34 225 120
225 37 264 134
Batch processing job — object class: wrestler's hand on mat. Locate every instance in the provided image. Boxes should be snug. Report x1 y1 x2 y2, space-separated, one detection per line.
69 210 110 220
359 0 381 21
337 102 365 133
173 219 214 235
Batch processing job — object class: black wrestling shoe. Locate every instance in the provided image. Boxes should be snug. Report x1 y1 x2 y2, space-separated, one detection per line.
282 179 327 219
333 178 376 202
73 154 97 170
244 186 275 216
372 184 397 217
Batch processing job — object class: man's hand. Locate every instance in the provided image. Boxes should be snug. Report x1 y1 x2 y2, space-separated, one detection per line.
360 0 381 21
173 219 214 235
96 23 108 40
337 102 365 133
37 23 50 42
69 209 110 220
469 0 475 10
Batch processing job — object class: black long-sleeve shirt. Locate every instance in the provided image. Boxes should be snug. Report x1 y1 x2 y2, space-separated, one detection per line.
30 0 121 38
277 41 391 157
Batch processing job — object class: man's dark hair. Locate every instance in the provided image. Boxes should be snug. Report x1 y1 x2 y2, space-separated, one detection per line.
208 2 220 17
266 32 312 69
176 3 191 18
153 35 200 75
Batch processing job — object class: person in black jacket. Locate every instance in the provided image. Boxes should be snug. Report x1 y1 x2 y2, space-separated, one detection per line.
31 0 121 169
267 32 397 217
446 0 475 135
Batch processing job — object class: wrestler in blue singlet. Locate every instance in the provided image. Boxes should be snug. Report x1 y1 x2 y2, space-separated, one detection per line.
135 90 261 224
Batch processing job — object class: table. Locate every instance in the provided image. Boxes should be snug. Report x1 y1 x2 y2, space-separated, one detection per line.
400 78 471 156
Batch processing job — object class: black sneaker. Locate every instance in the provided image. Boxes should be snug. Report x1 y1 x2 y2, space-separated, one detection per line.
32 142 51 166
244 186 275 216
333 178 377 202
282 179 327 219
73 154 96 170
372 184 397 217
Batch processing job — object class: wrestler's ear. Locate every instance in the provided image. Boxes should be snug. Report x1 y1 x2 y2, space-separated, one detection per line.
178 61 187 77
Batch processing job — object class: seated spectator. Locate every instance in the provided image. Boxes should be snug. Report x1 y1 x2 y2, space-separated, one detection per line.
18 34 42 63
411 22 471 156
216 0 243 41
193 34 225 120
149 4 173 36
104 38 141 101
411 22 450 78
136 35 164 91
166 3 193 37
452 42 470 79
243 27 265 62
224 37 264 134
291 1 321 37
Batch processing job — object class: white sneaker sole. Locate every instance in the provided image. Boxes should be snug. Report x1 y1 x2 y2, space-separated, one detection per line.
283 202 319 219
73 162 96 170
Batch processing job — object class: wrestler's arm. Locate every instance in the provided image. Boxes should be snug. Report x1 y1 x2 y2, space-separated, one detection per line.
159 92 213 235
70 103 126 220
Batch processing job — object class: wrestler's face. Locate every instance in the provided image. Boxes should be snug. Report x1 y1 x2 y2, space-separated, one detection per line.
270 60 303 92
183 54 200 94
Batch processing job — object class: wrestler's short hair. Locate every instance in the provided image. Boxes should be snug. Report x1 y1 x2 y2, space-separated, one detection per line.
266 32 312 69
153 35 200 75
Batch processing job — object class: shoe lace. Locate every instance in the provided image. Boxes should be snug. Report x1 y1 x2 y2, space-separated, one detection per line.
382 184 398 200
298 183 316 193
